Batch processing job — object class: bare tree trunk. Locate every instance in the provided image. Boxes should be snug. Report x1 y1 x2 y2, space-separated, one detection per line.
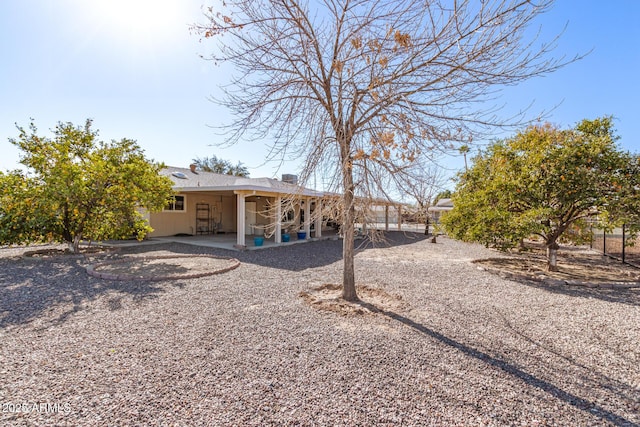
68 234 82 254
342 208 357 301
424 210 430 236
341 162 358 302
518 238 526 251
546 241 559 272
427 214 437 243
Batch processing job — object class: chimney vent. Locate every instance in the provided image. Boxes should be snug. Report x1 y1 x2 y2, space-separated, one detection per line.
282 174 298 185
189 163 198 173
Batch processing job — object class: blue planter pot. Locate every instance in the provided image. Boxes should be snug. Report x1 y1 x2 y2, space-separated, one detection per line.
282 233 290 242
297 231 306 240
254 237 264 246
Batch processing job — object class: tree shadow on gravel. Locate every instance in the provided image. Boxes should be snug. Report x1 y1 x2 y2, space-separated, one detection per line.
354 300 638 427
0 232 424 329
238 231 429 271
508 275 640 307
123 231 429 272
0 257 181 329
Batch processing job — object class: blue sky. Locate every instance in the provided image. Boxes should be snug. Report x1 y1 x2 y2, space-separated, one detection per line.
1 1 638 184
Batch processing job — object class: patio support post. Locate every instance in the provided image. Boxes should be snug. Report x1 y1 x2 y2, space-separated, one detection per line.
385 205 389 231
275 196 282 243
236 192 246 247
315 198 322 238
304 197 311 239
397 204 402 231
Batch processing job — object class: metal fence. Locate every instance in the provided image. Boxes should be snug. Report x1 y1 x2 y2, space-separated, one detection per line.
590 223 640 268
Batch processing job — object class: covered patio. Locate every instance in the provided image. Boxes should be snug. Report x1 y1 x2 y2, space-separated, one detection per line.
146 166 406 250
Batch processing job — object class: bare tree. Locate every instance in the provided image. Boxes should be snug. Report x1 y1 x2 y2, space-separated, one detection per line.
398 162 449 236
194 0 576 301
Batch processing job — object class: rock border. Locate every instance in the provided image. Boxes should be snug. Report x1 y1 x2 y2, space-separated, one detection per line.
86 254 241 281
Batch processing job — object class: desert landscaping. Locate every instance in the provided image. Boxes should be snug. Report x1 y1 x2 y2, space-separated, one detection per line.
1 232 638 426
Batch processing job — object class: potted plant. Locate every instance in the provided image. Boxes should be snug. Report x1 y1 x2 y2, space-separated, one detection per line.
280 227 291 242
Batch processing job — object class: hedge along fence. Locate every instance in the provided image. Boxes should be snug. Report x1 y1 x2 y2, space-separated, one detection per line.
590 223 640 268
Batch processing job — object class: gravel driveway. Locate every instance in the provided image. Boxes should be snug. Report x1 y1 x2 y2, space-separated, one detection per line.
1 233 638 426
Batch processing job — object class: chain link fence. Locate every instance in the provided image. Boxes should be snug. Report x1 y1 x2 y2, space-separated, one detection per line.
590 223 640 268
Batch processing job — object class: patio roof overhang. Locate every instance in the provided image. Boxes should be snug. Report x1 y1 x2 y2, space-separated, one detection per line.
172 185 323 198
162 166 408 248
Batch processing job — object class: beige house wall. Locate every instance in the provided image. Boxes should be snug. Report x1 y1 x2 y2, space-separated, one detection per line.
148 191 329 239
218 195 237 233
149 192 237 237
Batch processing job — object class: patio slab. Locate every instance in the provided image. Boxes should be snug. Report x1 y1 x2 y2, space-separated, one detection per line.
99 231 340 251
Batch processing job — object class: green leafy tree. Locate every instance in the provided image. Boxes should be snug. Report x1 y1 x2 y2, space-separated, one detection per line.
193 155 250 177
0 119 175 253
608 153 640 235
442 117 638 271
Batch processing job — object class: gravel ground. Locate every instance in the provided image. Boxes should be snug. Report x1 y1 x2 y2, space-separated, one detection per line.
0 233 638 426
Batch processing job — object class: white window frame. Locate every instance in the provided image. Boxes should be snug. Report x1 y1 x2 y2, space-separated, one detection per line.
164 194 187 212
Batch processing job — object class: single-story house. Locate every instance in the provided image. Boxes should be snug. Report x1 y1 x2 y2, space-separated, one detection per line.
146 165 404 248
427 198 453 223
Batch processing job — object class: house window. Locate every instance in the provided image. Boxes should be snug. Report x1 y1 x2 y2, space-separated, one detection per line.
285 209 294 222
165 195 186 212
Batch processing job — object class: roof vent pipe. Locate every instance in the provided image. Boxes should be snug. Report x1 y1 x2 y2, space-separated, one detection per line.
282 174 298 185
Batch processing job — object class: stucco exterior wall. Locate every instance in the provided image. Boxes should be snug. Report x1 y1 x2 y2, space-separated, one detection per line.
147 192 328 239
148 193 237 237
